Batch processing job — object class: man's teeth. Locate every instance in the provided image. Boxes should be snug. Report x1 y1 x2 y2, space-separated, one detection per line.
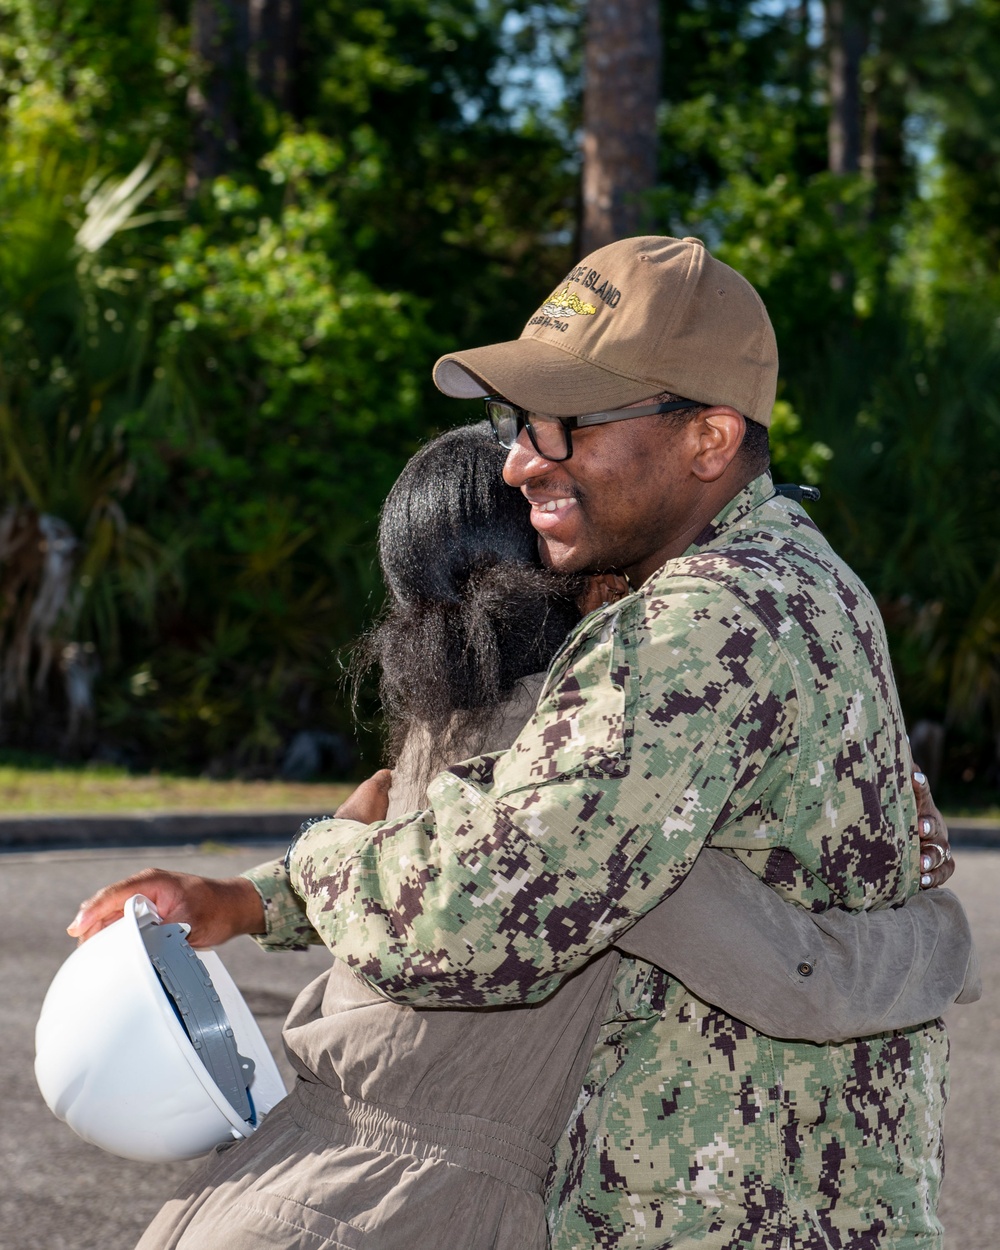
538 498 573 512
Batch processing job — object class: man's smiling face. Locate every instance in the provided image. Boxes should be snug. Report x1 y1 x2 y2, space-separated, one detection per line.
501 407 702 587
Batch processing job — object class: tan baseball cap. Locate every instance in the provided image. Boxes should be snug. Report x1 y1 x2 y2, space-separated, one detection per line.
433 235 778 426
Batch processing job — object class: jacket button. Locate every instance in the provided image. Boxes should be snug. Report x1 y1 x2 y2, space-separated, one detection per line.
797 962 813 977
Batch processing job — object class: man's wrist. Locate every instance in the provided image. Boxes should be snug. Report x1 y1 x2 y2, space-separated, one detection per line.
217 876 267 937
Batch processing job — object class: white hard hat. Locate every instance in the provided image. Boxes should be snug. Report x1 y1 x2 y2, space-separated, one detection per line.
35 894 287 1163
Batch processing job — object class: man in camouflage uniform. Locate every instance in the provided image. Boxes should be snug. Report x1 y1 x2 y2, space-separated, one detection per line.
73 237 951 1246
240 237 947 1246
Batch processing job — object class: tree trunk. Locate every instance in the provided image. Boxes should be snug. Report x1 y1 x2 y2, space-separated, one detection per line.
249 0 301 113
861 2 914 225
825 0 868 174
581 0 660 255
187 0 252 190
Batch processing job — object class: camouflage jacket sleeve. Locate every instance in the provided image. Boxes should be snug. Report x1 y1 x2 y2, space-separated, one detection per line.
288 581 796 1007
242 858 322 951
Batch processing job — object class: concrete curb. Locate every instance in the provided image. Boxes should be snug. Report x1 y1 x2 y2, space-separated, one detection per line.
0 809 320 852
943 820 1000 851
0 810 997 852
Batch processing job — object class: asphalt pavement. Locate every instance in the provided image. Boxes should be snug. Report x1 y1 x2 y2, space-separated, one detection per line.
0 843 332 1250
1 841 996 1249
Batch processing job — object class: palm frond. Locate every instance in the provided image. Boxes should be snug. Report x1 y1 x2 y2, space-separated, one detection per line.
75 146 177 254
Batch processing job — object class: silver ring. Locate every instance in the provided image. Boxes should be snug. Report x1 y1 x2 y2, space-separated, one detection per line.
922 841 948 869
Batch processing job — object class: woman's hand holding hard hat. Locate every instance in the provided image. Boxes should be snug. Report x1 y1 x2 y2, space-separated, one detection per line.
66 777 393 947
68 869 265 948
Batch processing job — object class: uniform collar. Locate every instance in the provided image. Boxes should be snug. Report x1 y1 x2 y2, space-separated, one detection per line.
682 471 776 558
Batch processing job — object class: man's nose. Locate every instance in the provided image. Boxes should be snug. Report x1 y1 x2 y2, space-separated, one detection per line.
502 429 554 487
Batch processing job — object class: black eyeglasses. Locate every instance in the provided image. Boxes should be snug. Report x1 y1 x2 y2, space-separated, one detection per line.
484 396 700 462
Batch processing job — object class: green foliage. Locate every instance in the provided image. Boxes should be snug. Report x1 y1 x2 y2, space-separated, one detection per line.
909 0 1000 292
786 298 1000 786
768 401 833 487
0 0 582 772
652 1 823 224
648 5 883 352
0 0 188 161
640 1 1000 791
294 0 577 350
0 140 165 689
110 134 436 768
151 136 432 529
0 0 998 797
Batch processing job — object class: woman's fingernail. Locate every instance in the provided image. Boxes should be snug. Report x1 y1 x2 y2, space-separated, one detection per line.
913 771 927 786
67 909 84 934
921 855 932 871
921 819 932 835
921 874 932 887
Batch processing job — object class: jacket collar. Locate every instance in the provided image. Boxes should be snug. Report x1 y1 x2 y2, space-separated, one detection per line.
682 471 776 557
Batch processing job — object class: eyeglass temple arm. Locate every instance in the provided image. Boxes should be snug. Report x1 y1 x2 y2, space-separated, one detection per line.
572 399 699 430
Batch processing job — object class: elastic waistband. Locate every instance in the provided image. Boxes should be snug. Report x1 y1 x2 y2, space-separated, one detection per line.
288 1080 552 1194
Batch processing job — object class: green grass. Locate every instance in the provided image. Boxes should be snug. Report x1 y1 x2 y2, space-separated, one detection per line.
939 804 1000 822
0 753 354 815
0 751 995 823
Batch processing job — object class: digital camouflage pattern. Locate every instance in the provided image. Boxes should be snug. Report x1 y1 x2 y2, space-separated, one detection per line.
245 473 946 1248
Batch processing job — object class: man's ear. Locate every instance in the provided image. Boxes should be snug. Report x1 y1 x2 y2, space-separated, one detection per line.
689 407 745 483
